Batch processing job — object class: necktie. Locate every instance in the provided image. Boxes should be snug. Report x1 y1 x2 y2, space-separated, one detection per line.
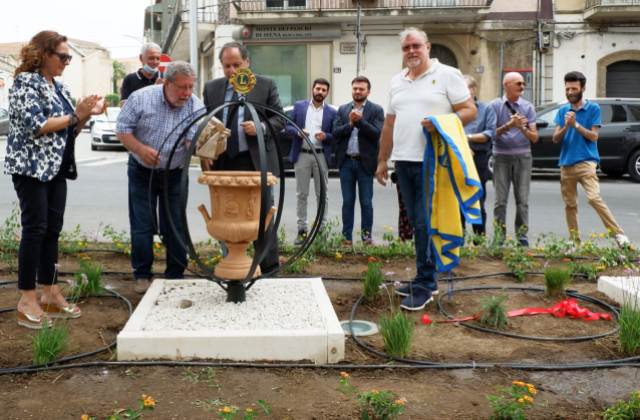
226 91 240 158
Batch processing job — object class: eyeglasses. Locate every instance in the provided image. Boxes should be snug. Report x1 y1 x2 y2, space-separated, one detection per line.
514 81 526 87
53 52 73 63
401 43 424 52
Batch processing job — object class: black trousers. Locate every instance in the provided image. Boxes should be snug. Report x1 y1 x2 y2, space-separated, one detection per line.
214 152 280 273
12 174 67 290
462 151 491 235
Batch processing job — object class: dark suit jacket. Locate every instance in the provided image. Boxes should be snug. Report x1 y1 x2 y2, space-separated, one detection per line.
202 74 284 175
332 100 384 175
285 100 337 165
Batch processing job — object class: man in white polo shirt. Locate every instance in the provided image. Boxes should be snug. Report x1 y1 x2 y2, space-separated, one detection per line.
375 27 476 311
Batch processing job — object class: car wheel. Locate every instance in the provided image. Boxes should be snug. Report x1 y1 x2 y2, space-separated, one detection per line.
487 154 494 180
627 149 640 183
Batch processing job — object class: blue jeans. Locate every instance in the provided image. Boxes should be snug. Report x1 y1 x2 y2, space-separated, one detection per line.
128 157 188 279
394 161 437 291
339 157 373 241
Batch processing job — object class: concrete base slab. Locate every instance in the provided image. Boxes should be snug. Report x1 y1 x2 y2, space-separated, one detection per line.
597 276 640 307
117 278 344 364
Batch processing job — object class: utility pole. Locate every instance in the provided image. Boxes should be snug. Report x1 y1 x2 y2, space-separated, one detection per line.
190 0 199 93
355 0 362 76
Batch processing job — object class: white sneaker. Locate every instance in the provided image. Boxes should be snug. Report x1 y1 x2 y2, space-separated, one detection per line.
615 233 631 248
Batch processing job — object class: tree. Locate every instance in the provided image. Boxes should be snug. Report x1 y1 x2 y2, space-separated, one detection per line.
112 60 126 94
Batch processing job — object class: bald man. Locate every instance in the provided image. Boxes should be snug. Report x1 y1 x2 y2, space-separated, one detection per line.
490 72 538 247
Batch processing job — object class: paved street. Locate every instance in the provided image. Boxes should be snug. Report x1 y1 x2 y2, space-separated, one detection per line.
1 132 639 245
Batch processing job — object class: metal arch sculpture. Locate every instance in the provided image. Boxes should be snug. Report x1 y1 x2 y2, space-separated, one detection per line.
151 69 328 303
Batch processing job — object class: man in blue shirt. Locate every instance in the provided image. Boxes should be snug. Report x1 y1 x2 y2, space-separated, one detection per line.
117 61 205 293
462 75 496 238
552 71 630 248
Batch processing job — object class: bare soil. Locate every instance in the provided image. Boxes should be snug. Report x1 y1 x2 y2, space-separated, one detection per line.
0 250 638 419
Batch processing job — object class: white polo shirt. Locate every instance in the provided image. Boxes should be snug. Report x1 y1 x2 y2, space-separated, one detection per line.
387 59 469 162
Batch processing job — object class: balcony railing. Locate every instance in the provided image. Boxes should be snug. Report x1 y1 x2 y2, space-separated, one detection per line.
179 0 218 23
237 0 490 12
586 0 640 8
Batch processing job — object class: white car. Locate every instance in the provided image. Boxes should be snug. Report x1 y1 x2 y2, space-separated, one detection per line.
90 107 122 151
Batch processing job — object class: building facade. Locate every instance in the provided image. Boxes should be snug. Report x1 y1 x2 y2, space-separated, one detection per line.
149 0 639 108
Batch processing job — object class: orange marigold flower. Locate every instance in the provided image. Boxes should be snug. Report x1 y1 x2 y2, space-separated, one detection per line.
528 386 537 395
81 415 90 420
142 395 156 408
512 381 527 387
517 397 525 404
340 371 350 379
368 256 378 263
394 397 407 405
523 395 534 404
221 406 233 413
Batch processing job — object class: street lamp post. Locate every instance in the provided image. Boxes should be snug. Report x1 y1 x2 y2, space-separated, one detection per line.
355 0 362 76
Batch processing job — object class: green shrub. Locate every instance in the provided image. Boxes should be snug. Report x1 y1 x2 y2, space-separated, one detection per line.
618 298 640 356
70 259 104 298
379 311 414 358
32 322 69 365
479 295 509 330
362 262 384 301
603 391 640 420
105 93 120 107
544 267 571 297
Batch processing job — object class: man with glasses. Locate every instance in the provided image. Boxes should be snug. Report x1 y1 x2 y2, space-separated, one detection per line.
116 61 204 293
490 72 538 247
375 27 476 311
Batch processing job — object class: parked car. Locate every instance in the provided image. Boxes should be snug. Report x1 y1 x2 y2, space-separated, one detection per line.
0 107 9 136
532 98 640 182
90 107 122 151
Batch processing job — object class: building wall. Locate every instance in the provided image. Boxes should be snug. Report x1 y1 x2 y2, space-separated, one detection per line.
551 15 640 102
82 52 114 97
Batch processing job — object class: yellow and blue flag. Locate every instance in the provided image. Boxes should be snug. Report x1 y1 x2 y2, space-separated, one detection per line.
422 113 482 272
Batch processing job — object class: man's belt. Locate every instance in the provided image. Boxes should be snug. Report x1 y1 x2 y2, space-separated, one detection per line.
301 148 323 154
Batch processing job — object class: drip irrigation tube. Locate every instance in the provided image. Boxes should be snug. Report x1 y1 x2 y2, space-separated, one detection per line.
348 293 640 370
435 286 619 342
0 289 132 375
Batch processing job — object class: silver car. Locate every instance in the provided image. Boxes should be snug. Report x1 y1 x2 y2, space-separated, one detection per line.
0 107 8 136
90 107 122 151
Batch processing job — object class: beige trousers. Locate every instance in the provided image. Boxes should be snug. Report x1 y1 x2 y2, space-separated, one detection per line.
560 161 623 238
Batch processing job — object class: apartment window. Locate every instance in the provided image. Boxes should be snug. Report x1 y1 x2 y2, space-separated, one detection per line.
266 0 306 9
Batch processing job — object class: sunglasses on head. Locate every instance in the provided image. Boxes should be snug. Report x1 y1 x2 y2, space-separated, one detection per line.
401 43 424 52
52 52 72 63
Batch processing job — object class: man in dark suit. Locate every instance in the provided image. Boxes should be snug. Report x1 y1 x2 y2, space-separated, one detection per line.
202 42 284 273
285 78 337 245
333 76 384 245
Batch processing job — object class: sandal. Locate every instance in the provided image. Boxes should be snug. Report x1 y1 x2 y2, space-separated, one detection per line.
17 310 52 330
40 301 82 319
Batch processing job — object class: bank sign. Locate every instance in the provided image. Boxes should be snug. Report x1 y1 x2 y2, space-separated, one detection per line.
252 25 340 40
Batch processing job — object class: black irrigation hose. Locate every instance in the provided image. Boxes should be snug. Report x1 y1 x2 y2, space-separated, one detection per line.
435 286 619 342
348 293 640 371
0 288 132 375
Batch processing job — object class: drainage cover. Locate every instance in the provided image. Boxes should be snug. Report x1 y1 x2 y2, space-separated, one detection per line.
340 320 379 336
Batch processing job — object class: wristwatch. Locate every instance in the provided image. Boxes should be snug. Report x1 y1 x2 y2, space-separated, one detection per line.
575 122 581 130
69 112 79 127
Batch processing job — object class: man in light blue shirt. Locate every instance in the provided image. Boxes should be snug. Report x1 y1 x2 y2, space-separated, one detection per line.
462 75 496 238
117 61 205 293
552 71 630 248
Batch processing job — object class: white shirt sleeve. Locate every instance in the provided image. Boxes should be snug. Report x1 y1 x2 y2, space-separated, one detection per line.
446 68 471 106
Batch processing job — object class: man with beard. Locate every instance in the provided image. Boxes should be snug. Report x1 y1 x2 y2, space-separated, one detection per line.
285 78 337 245
490 72 538 247
552 71 630 248
375 27 476 310
333 76 384 246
